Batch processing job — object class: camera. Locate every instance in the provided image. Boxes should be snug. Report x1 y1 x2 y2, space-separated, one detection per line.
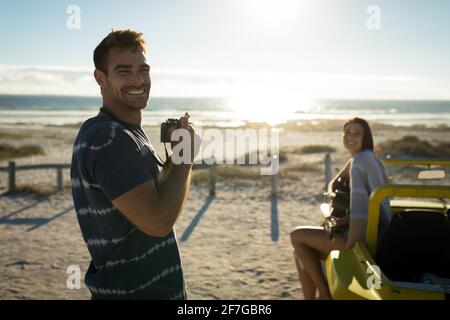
160 118 180 143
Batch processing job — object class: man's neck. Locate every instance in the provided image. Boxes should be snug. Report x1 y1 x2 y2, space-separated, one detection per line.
100 102 142 126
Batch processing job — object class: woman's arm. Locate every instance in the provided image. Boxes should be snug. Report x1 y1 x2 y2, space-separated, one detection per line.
346 160 370 249
328 159 352 193
346 219 367 249
335 215 350 226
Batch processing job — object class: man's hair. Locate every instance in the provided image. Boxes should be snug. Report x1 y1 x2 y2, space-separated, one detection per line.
343 117 374 151
93 29 147 74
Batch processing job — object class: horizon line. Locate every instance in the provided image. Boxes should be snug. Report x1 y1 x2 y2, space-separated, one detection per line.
1 93 450 102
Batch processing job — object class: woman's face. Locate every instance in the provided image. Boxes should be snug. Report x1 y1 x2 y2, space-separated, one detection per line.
343 122 364 155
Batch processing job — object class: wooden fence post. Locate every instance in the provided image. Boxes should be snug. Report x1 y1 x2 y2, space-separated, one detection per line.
209 160 216 197
271 173 277 197
271 154 278 197
8 161 16 192
324 152 331 191
57 167 63 191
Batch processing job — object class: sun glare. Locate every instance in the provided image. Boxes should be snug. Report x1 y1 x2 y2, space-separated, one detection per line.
242 0 305 29
226 86 311 126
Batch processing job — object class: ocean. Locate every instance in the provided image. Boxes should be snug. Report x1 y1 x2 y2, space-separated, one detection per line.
0 94 450 127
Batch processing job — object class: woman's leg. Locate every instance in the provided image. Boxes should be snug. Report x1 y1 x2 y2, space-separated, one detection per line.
292 249 317 300
291 227 321 299
291 226 346 300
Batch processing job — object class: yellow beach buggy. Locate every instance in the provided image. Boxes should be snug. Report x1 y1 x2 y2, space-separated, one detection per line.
326 158 450 300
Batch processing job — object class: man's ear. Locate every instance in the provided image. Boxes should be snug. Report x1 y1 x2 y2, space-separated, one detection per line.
94 69 106 88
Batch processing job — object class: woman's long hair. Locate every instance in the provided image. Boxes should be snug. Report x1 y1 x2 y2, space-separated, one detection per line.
343 117 374 151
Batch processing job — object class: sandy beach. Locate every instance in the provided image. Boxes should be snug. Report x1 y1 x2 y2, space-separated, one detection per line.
0 121 449 299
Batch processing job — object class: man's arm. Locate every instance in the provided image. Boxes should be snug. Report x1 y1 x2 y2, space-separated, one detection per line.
111 114 198 237
111 163 192 237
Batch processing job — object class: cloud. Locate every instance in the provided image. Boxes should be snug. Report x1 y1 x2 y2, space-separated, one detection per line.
0 64 447 100
0 64 98 96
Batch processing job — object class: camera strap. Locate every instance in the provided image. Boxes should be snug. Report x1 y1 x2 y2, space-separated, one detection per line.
99 106 168 168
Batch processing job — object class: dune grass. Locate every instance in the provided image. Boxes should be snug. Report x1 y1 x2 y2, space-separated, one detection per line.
0 144 46 161
238 150 288 164
191 160 322 184
378 135 450 158
0 131 33 140
280 162 322 173
286 145 336 155
191 165 264 184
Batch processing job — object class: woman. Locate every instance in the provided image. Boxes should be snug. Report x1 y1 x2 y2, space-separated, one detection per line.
290 117 391 300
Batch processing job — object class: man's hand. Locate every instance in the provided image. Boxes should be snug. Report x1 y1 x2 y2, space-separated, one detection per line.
111 113 198 237
169 113 201 164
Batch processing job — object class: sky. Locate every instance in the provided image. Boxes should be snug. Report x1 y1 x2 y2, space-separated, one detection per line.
0 0 450 100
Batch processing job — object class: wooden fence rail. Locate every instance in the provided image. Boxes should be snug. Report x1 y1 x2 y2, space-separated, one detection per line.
1 154 334 195
0 162 70 192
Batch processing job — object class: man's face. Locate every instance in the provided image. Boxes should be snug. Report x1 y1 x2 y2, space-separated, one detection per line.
102 47 151 110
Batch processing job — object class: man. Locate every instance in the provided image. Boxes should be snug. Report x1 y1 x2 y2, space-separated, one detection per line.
70 29 198 299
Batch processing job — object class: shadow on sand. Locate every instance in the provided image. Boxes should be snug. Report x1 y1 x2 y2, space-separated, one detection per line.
180 196 215 242
0 192 74 232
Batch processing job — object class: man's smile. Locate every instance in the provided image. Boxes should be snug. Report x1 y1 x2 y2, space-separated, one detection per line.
124 87 148 97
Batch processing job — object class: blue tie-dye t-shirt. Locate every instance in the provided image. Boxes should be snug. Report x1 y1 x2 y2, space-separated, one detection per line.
70 115 186 300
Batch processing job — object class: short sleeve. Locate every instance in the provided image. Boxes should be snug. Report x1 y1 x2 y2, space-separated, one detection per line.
90 125 153 201
349 162 369 220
